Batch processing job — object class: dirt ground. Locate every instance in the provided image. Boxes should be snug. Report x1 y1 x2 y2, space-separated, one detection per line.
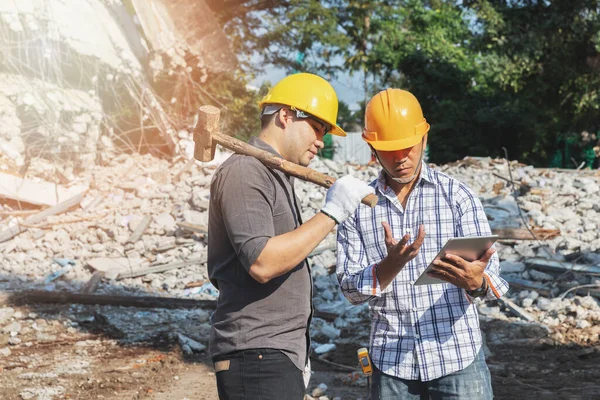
0 304 598 400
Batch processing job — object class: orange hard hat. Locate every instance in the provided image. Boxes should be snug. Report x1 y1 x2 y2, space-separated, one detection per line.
362 89 430 151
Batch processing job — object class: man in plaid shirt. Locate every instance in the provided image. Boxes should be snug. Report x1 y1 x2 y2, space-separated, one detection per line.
336 89 509 399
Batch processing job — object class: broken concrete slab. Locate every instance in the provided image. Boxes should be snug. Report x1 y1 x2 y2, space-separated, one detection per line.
0 172 88 207
0 192 85 242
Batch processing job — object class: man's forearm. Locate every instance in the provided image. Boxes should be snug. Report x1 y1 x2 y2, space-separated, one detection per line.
375 256 404 291
249 212 336 283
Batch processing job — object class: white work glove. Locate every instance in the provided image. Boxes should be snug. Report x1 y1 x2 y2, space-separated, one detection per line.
321 175 375 224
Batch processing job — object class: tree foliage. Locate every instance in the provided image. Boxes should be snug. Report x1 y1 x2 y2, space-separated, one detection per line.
222 0 600 166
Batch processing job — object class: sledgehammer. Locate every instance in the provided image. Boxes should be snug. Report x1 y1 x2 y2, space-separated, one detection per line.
193 105 378 207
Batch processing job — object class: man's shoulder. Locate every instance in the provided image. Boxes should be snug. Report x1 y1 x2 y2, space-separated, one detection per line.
426 166 474 194
216 154 273 180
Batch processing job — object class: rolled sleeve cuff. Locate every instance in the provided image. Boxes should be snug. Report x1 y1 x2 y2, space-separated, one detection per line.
356 264 394 297
348 264 377 298
238 236 270 272
483 272 509 300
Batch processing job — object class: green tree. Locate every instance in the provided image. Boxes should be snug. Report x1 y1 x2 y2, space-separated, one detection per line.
467 0 600 165
220 0 600 165
337 100 362 132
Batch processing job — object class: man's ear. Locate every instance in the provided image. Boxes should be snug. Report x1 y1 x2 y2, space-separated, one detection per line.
368 144 376 157
277 107 292 129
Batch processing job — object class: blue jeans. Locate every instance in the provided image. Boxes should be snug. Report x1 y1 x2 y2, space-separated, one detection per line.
214 348 304 400
372 350 493 400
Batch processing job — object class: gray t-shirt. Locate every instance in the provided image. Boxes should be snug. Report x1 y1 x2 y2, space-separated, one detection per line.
207 137 313 371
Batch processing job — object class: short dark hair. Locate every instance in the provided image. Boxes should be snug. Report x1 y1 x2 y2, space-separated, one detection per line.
260 111 278 130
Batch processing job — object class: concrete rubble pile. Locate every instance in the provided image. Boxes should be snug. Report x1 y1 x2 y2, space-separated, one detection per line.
0 0 236 171
0 147 599 371
0 0 145 168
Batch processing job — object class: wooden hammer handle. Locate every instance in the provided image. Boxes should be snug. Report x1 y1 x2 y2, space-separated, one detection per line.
213 131 378 208
194 105 378 208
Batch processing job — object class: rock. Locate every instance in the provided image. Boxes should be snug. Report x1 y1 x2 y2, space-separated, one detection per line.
2 321 22 334
536 297 553 311
36 333 58 342
182 210 206 226
576 320 592 329
8 337 21 345
574 296 600 310
518 290 531 300
526 291 540 301
150 278 163 289
321 291 335 301
177 333 206 354
557 238 582 251
514 242 536 258
522 298 534 308
127 215 144 232
19 387 65 400
527 269 554 282
0 308 15 324
312 383 328 397
478 305 507 320
320 324 341 340
500 261 526 274
91 243 105 252
155 213 176 231
314 343 336 355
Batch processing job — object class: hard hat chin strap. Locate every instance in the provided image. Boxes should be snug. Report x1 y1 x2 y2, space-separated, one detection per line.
371 138 425 185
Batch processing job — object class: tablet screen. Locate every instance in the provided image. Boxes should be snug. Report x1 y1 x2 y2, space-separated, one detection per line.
414 235 498 286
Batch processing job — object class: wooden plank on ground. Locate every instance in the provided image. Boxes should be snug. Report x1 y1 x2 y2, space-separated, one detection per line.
116 257 206 280
81 271 106 294
83 194 105 211
184 280 206 289
0 192 85 243
526 258 600 276
504 277 552 297
87 257 145 281
0 290 338 321
176 221 207 235
0 290 216 310
498 297 536 322
492 228 560 240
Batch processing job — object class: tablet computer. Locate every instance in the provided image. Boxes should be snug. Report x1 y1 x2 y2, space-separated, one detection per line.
414 235 498 286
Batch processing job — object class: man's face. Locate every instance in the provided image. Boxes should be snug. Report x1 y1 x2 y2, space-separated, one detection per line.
376 135 427 181
281 109 327 166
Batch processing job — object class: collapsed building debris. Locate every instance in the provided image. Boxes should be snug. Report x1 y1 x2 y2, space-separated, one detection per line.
0 147 599 398
1 149 599 346
0 1 595 398
0 0 237 169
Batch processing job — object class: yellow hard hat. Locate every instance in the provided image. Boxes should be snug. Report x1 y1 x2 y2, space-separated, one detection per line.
259 73 346 137
362 89 430 151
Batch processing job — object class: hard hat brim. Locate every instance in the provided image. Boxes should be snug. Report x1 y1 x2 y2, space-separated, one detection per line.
364 132 424 151
329 124 346 137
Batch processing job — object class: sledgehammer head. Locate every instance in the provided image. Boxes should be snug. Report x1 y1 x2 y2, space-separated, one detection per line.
193 105 221 162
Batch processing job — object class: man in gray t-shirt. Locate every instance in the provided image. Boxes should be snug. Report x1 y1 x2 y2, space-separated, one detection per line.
208 73 374 400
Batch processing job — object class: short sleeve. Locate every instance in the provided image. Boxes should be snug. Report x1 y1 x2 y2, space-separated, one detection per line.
212 158 276 271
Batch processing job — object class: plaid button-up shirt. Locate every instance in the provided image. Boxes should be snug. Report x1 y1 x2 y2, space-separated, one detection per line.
336 163 509 381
